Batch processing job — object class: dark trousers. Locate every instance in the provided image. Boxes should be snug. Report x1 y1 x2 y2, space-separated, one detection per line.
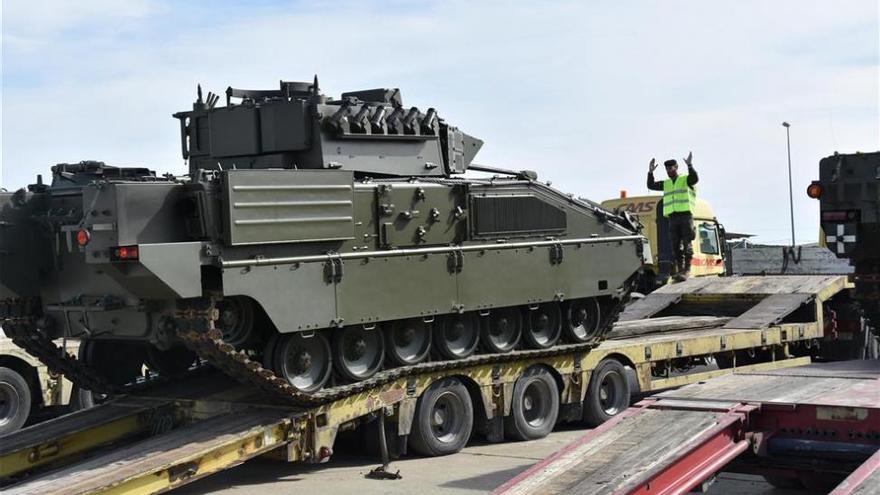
668 212 695 273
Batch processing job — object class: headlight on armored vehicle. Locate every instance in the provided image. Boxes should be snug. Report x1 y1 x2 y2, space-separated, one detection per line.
110 245 139 261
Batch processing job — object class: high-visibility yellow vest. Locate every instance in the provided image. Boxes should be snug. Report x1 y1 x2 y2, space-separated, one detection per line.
662 175 696 217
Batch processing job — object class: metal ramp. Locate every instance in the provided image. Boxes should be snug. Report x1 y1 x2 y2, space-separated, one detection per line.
619 275 846 321
493 360 880 495
3 410 292 495
721 292 813 329
493 405 750 495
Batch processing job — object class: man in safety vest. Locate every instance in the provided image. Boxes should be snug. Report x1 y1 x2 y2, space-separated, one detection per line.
647 152 699 281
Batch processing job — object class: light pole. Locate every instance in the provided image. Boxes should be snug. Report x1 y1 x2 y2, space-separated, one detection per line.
782 122 795 247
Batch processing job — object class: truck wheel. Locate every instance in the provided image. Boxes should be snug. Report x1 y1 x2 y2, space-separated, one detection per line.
409 377 473 456
583 359 631 427
0 367 32 435
505 367 559 441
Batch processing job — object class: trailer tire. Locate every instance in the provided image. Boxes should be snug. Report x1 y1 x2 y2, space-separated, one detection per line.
505 367 559 441
409 377 473 456
583 359 630 427
0 366 31 435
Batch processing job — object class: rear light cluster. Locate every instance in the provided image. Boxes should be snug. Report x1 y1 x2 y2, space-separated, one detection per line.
110 245 139 261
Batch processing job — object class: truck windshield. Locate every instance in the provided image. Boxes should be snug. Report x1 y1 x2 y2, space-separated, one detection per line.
698 223 720 255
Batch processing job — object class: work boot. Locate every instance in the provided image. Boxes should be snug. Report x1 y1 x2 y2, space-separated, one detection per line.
671 260 685 282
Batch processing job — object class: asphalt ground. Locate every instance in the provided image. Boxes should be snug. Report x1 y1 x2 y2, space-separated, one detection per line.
173 424 801 495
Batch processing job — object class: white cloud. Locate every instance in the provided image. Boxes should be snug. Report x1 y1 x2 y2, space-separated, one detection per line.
2 0 878 244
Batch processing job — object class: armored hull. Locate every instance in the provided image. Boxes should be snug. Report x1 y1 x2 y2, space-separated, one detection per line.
0 79 646 396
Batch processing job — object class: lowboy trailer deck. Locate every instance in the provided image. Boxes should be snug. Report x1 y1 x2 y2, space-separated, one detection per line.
493 360 880 495
0 275 862 494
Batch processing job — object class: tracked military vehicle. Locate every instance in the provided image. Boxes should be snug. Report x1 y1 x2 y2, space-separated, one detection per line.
0 78 645 399
810 151 880 333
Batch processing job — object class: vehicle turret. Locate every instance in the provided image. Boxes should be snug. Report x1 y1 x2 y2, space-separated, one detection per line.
173 77 483 177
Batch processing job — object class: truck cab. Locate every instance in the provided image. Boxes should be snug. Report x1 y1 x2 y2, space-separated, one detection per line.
601 194 727 292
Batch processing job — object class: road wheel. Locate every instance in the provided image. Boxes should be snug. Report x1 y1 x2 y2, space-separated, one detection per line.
480 307 522 353
215 297 256 348
272 332 333 393
0 367 31 435
505 367 559 441
68 385 109 411
523 303 562 349
145 345 198 376
563 298 602 343
409 377 473 456
333 326 385 382
583 359 631 426
386 318 432 366
79 340 144 386
434 313 480 360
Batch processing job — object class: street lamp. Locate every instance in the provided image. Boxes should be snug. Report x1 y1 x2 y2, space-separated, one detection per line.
782 122 795 247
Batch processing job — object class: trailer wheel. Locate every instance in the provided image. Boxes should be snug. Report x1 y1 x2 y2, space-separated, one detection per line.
505 367 559 441
583 359 630 426
409 377 473 456
0 366 31 435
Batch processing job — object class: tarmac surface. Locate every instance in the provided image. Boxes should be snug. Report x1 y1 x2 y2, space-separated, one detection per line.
173 425 800 495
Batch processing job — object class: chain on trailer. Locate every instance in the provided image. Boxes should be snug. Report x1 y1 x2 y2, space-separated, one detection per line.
2 285 630 408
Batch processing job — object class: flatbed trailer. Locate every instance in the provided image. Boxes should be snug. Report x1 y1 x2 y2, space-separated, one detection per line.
493 359 880 495
0 275 863 494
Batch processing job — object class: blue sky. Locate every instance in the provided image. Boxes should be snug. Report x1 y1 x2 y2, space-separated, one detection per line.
2 0 878 244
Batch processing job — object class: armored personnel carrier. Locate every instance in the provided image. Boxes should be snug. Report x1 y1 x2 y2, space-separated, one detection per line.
0 78 645 399
810 151 880 333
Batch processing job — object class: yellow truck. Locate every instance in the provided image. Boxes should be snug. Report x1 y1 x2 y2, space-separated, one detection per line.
0 334 78 435
602 194 727 292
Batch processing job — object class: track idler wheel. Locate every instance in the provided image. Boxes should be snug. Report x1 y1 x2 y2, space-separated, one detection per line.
215 297 256 349
269 331 333 393
563 298 602 343
145 345 198 376
79 340 144 387
523 303 562 349
386 318 432 366
480 307 522 353
333 326 385 382
434 312 480 360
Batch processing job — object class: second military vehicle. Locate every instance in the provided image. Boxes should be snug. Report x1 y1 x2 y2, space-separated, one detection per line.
0 78 645 400
810 150 880 333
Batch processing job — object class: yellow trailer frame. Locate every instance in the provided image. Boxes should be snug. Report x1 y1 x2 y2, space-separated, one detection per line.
0 275 851 494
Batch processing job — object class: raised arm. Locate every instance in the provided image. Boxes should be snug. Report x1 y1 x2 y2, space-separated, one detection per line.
647 158 663 191
684 151 698 187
